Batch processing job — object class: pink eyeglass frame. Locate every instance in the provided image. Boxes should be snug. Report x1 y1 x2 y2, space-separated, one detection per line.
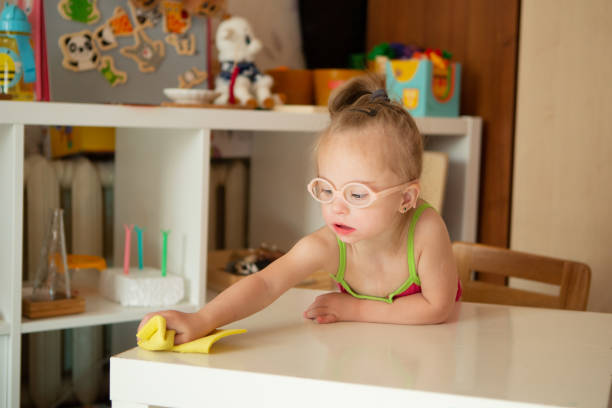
306 177 414 209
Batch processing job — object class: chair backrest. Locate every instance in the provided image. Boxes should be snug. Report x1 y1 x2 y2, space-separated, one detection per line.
453 242 591 310
420 151 449 212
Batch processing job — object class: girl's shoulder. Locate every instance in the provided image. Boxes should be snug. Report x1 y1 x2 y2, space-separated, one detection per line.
413 202 452 248
290 227 339 273
295 226 339 256
411 202 456 284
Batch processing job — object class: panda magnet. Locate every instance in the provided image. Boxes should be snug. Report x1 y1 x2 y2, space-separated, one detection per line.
58 30 100 72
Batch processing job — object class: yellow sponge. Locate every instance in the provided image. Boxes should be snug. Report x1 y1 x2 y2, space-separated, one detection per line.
137 315 246 353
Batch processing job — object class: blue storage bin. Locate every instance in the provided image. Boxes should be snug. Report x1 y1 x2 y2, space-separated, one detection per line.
386 58 461 117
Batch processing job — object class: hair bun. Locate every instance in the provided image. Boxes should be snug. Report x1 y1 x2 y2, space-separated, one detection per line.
328 73 386 117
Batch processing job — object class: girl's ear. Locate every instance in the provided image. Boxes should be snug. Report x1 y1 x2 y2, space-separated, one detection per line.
398 182 420 213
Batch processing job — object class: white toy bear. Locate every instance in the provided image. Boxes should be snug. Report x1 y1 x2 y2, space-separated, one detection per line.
213 16 274 108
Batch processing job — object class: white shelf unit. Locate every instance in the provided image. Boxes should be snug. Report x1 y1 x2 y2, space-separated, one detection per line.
0 101 481 408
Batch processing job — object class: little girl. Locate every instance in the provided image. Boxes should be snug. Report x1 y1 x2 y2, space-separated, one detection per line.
138 74 461 344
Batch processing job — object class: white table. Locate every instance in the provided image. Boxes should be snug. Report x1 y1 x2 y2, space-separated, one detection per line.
110 288 612 408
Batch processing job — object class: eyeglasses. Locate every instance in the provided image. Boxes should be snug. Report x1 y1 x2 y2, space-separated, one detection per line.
307 177 412 209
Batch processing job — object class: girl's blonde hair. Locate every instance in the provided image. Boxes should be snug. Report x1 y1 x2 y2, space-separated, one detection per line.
316 74 423 182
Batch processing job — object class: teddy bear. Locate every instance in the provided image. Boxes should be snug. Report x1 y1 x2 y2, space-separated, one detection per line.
213 16 274 109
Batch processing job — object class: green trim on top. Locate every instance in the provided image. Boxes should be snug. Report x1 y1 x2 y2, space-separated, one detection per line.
330 202 432 304
408 203 432 287
336 236 346 281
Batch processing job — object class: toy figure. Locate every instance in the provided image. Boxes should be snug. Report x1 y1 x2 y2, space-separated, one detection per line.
181 0 226 17
213 16 274 109
0 2 36 99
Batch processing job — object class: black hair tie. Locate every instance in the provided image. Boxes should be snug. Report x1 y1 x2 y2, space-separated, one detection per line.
349 107 378 116
370 89 389 102
347 89 389 116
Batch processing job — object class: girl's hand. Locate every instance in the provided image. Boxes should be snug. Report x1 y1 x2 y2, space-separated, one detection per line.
137 310 209 345
303 292 357 324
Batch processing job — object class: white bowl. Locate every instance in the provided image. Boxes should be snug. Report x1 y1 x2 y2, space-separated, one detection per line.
163 88 219 104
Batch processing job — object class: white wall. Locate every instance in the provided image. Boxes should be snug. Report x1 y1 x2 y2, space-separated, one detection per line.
226 0 306 71
512 0 612 312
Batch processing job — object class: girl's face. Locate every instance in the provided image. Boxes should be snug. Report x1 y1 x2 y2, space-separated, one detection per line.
317 130 407 245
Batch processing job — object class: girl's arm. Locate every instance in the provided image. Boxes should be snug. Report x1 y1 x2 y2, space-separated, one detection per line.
304 290 456 325
138 229 333 343
304 210 458 325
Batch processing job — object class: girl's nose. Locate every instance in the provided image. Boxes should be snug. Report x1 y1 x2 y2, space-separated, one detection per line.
330 195 349 214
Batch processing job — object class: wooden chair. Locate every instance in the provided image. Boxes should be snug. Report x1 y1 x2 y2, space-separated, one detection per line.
420 151 449 212
453 242 591 310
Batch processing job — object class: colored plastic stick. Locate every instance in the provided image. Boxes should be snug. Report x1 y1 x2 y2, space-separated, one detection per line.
135 226 144 270
161 230 170 277
123 224 134 275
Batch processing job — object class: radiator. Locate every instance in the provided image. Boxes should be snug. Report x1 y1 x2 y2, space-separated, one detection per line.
24 155 108 407
23 154 248 407
208 159 249 250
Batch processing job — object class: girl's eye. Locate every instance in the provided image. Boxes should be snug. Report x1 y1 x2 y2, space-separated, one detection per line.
351 193 368 200
321 189 333 197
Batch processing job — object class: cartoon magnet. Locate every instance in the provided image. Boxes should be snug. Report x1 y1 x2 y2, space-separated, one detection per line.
185 0 226 17
165 33 196 56
120 28 165 73
162 1 191 34
98 55 127 87
130 0 162 11
128 0 163 28
108 6 135 37
94 6 135 51
58 30 100 72
58 0 100 24
178 66 207 89
94 24 118 51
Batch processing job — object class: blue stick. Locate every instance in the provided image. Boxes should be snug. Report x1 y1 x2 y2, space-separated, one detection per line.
135 226 144 270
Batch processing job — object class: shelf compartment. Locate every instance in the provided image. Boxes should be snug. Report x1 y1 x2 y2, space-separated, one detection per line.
21 289 198 334
114 126 210 308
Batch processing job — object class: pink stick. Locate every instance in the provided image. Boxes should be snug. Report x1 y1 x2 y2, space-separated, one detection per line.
123 224 134 275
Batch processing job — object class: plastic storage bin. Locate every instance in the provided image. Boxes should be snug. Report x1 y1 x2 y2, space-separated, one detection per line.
386 58 461 117
313 69 364 106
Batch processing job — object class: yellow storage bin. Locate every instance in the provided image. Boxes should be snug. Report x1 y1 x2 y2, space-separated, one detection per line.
49 126 115 158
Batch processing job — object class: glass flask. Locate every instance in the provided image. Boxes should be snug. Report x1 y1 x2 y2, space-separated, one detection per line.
33 208 71 301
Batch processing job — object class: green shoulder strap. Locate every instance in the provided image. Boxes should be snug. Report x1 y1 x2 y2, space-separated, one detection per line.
329 202 433 304
336 238 346 281
385 202 432 298
330 238 397 303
